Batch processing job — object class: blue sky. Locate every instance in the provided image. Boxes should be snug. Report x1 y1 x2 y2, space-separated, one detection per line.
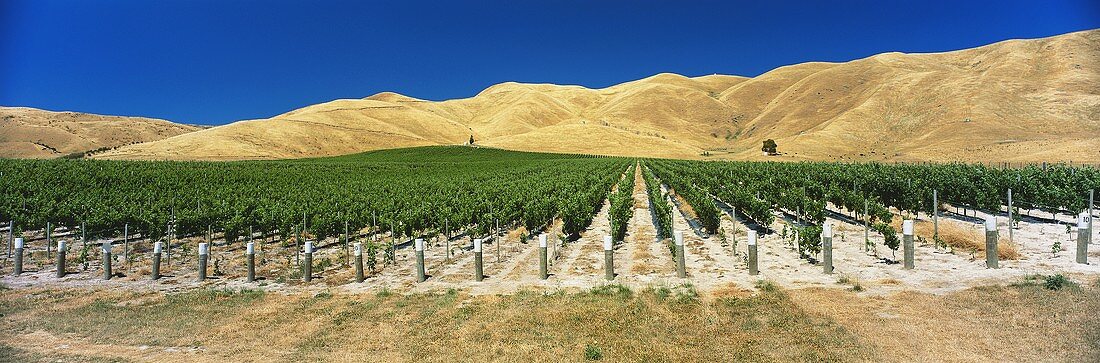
2 0 1098 126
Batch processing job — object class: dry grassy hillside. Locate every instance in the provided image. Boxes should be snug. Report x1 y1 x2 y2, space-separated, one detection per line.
0 107 202 159
97 29 1100 162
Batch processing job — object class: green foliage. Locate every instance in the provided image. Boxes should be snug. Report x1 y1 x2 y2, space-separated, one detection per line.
0 146 628 248
1043 274 1075 290
608 164 636 243
584 344 603 361
641 164 673 239
366 241 378 273
762 139 778 154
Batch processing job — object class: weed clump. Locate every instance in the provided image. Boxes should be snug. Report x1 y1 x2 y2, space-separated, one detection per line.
584 344 603 360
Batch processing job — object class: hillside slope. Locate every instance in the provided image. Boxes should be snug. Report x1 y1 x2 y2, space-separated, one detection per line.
0 107 202 159
97 29 1100 162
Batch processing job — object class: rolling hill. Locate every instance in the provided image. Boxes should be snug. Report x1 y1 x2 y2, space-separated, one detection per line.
68 29 1100 162
0 107 202 159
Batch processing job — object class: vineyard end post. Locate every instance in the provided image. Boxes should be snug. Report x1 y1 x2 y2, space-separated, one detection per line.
539 234 548 280
303 241 313 283
152 242 162 280
46 222 51 260
354 242 364 283
474 238 484 282
198 243 209 282
55 240 66 278
984 219 999 269
12 238 23 276
902 220 914 270
415 238 426 283
823 224 833 274
101 241 112 280
603 235 614 281
747 231 758 276
246 242 256 283
674 231 686 278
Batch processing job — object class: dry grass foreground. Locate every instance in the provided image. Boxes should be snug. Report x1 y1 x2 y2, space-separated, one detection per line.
0 278 1097 362
0 107 202 159
94 29 1100 163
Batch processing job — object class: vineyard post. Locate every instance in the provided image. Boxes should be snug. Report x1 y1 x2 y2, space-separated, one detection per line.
495 218 500 263
415 238 426 282
344 220 349 267
294 226 300 266
822 223 833 274
101 241 112 280
747 231 758 276
246 242 255 283
124 223 129 272
6 220 12 258
933 190 939 244
1007 189 1013 246
539 233 548 280
902 220 914 270
151 242 162 280
984 219 999 268
1078 213 1090 264
731 207 738 251
674 231 686 278
81 222 86 250
863 200 869 252
303 241 313 283
474 238 484 282
166 226 172 267
603 235 614 281
197 243 209 281
354 243 364 283
444 218 450 262
12 238 23 275
55 240 66 278
46 222 51 259
1089 189 1094 245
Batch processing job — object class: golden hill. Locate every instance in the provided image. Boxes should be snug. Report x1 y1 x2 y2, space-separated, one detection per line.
0 107 202 159
97 29 1100 163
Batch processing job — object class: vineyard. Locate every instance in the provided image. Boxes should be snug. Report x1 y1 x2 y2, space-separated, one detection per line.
0 146 1097 296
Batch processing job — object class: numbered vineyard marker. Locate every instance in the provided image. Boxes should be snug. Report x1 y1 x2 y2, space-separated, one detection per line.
984 219 998 269
1079 213 1090 265
902 220 914 270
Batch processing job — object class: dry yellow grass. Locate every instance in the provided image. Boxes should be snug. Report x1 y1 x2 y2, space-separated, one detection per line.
86 29 1100 163
1 280 1096 362
0 106 201 159
890 218 1021 260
